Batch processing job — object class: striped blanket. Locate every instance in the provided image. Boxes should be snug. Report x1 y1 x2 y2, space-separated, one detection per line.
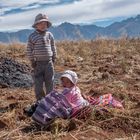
32 92 123 125
32 90 72 125
88 93 123 108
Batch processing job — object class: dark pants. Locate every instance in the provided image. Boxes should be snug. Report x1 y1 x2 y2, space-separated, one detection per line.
33 60 54 101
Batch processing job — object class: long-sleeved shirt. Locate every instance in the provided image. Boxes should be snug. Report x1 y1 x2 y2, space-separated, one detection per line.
27 30 57 61
62 86 89 113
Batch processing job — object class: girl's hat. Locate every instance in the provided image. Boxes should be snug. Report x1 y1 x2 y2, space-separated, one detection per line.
32 13 52 28
61 70 78 85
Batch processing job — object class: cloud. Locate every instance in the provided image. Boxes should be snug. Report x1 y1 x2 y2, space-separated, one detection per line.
0 0 60 15
46 0 140 24
21 4 41 10
0 0 140 31
0 0 59 7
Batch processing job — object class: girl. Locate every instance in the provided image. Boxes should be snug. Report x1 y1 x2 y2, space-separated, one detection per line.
61 70 89 114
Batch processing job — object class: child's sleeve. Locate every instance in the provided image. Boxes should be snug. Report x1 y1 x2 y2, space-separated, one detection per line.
49 32 57 61
71 88 83 106
26 36 34 61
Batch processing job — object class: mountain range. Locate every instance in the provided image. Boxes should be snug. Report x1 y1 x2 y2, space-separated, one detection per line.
0 15 140 43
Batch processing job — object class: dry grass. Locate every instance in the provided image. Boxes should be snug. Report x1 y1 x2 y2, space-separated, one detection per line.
0 37 140 139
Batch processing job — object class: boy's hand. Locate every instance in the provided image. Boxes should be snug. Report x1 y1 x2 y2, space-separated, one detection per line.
52 56 56 63
31 60 36 68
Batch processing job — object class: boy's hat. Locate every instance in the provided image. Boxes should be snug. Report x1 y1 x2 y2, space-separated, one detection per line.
32 13 52 28
61 70 78 85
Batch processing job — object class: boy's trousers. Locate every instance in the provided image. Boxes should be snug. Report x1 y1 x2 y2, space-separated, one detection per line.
33 60 54 101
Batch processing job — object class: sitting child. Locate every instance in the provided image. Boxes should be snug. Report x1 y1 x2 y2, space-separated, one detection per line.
32 70 89 125
60 70 89 114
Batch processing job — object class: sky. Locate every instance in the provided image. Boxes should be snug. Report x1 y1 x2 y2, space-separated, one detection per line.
0 0 140 32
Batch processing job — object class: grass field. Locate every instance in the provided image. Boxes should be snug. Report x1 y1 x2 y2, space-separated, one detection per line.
0 38 140 140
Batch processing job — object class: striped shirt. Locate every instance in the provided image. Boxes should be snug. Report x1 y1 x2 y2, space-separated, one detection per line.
26 30 57 61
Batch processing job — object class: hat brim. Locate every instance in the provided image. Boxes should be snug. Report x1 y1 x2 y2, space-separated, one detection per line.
32 19 52 28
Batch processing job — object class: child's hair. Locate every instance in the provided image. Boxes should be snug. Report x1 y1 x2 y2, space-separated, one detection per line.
61 70 78 85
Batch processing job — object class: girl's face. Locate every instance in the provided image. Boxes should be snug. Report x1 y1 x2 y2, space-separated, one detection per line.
36 21 48 31
61 77 74 88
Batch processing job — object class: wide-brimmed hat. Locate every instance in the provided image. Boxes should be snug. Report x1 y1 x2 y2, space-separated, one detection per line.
32 13 52 28
61 70 78 85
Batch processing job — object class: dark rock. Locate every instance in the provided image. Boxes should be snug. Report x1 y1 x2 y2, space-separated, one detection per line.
0 120 7 130
0 57 33 88
101 72 110 79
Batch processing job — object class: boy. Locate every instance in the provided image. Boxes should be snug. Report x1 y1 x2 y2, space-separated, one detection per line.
27 13 57 101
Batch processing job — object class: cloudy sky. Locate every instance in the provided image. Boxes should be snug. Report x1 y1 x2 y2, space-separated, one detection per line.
0 0 140 32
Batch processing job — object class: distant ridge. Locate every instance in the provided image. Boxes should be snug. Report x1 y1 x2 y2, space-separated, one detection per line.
0 15 140 43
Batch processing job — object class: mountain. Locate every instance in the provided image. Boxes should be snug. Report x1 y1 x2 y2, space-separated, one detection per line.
0 15 140 43
0 29 32 43
50 22 103 40
102 15 140 37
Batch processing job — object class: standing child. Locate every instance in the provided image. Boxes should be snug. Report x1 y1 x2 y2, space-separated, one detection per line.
27 13 57 101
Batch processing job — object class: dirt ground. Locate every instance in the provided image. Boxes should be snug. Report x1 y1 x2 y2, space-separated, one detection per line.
0 39 140 140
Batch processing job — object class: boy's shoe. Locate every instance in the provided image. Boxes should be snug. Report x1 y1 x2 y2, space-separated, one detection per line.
23 103 38 117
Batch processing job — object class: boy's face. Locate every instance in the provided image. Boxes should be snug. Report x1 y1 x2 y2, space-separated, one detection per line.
61 77 74 88
35 21 48 31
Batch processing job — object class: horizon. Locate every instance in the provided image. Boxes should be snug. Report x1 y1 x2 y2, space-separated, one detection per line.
0 15 136 33
0 0 140 32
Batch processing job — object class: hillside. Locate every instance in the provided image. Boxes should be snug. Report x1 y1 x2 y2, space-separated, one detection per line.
0 15 140 43
0 38 140 139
